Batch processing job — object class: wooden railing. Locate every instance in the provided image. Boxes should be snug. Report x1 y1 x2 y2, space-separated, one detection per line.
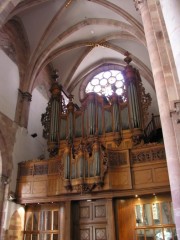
144 114 161 141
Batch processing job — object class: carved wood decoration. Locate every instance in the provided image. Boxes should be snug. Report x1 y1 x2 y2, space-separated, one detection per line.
63 137 108 193
16 143 169 200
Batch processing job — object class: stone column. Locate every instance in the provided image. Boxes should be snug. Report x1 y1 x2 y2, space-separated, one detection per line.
0 175 8 240
159 0 180 83
134 0 180 238
14 89 32 128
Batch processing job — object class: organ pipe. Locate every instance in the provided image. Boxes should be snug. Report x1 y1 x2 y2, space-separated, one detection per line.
123 53 142 129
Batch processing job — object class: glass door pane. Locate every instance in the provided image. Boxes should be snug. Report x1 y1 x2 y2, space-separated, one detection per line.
155 228 163 240
40 211 45 230
32 234 38 240
164 228 172 240
143 204 152 226
53 234 58 240
172 228 177 240
145 229 154 240
53 211 58 230
33 212 39 231
40 234 51 240
152 203 160 225
46 211 52 230
136 229 145 240
170 202 175 224
161 202 171 224
24 234 31 240
135 205 144 226
26 213 33 231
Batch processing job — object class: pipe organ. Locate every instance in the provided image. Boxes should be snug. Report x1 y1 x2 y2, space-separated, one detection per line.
40 58 152 193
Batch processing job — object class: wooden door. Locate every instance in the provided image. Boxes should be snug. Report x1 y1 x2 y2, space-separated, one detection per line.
72 200 108 240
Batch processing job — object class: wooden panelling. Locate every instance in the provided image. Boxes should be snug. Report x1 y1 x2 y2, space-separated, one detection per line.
93 202 107 223
18 182 31 194
93 225 107 240
32 180 47 195
132 162 169 189
16 144 170 201
80 206 91 220
154 167 169 183
78 224 108 240
109 168 132 189
116 199 135 240
134 169 153 185
47 176 64 196
80 226 92 240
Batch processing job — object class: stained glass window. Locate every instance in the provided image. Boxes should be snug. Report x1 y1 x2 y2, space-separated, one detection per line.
86 70 125 98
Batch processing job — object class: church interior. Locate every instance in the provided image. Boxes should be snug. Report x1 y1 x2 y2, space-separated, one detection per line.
0 0 180 240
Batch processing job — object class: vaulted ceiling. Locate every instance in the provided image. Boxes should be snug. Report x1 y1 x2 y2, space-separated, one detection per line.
7 0 156 109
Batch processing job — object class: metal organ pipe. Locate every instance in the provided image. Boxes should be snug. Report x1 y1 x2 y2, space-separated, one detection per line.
123 55 142 129
111 94 121 132
87 94 96 136
64 146 70 179
48 80 62 146
93 139 101 176
67 97 74 141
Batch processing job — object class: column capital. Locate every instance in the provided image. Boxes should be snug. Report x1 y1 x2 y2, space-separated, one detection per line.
170 100 180 124
0 175 9 186
133 0 146 11
18 89 32 102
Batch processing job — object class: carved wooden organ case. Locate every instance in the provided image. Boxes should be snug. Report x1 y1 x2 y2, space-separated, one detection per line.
41 60 152 194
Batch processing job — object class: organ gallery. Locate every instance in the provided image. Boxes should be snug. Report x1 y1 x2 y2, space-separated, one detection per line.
16 57 176 240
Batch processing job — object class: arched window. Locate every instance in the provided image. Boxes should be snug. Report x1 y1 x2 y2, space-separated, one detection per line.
85 70 126 99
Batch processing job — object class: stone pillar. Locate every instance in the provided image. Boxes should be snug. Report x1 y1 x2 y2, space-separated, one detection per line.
107 198 116 240
0 175 8 240
134 0 180 238
159 0 180 83
15 89 32 128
